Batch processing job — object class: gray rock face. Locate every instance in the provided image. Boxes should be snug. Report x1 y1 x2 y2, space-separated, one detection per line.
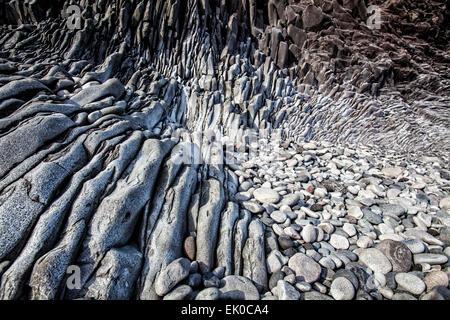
154 258 191 297
413 254 448 265
0 0 448 303
219 275 260 300
0 78 50 101
216 202 239 276
253 188 280 204
196 178 225 273
0 114 75 179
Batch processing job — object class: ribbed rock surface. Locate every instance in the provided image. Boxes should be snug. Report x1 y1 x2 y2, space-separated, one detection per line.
0 0 448 300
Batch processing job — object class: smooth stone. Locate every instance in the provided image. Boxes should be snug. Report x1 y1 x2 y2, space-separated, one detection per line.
219 275 260 300
375 240 412 272
155 258 190 296
330 277 355 300
392 292 417 300
343 223 357 237
195 287 221 300
253 188 280 204
356 236 374 249
404 229 444 246
414 253 448 265
163 285 193 300
187 273 201 288
301 224 317 243
333 269 359 290
379 204 406 217
276 280 300 300
358 248 392 274
303 291 334 300
270 211 287 224
403 239 426 254
183 236 196 260
330 234 350 250
424 271 449 292
395 273 426 295
288 253 322 283
278 236 294 249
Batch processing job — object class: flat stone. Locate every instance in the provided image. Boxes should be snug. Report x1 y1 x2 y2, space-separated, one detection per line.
241 201 264 214
358 248 392 274
404 229 444 246
163 285 193 300
219 275 260 300
330 277 355 300
303 291 333 300
330 234 350 250
270 211 287 224
402 239 426 254
414 253 448 265
395 273 426 295
195 287 221 300
379 204 406 217
382 167 403 178
267 250 288 274
183 236 196 260
301 224 317 243
253 188 280 204
288 253 322 283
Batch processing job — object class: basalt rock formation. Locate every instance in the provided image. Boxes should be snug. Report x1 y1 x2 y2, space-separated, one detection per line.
0 0 449 300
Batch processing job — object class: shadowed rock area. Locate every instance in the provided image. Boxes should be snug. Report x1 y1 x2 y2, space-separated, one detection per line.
0 0 449 300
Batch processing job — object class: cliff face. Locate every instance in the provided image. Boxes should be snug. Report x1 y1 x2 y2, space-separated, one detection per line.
0 0 449 301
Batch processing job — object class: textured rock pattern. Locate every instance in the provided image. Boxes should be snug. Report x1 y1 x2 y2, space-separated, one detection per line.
0 0 449 301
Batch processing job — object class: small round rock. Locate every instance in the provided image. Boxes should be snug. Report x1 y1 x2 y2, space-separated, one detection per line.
395 273 426 295
330 277 355 300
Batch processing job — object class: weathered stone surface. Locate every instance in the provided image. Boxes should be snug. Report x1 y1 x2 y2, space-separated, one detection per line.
242 220 268 291
375 240 412 272
288 253 322 283
358 248 392 274
253 188 280 204
219 275 260 300
154 258 191 297
216 202 239 276
85 246 142 300
395 273 426 295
